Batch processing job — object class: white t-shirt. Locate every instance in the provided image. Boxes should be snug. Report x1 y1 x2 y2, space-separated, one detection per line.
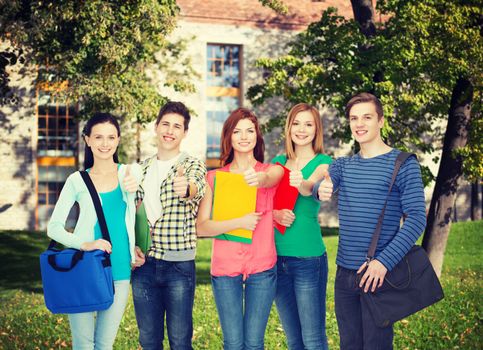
143 154 181 225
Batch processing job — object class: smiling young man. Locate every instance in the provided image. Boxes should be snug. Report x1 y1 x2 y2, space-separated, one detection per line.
314 93 426 349
131 101 206 350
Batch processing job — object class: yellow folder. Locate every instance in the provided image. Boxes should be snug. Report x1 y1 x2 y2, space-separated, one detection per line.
212 171 257 244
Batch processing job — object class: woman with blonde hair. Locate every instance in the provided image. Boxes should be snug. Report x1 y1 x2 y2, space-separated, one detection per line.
272 103 332 350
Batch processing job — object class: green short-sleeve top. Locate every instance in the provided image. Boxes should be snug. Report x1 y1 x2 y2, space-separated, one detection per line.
271 153 332 257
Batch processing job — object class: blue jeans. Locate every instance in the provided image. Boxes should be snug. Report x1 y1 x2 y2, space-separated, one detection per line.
131 258 195 350
68 279 130 350
211 265 277 350
335 266 394 350
275 254 329 350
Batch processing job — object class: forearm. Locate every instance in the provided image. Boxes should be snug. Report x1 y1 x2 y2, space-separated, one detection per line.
298 179 315 196
257 165 283 188
196 217 243 237
377 217 426 270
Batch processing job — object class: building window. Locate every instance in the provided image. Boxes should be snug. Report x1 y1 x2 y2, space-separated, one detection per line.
36 88 79 229
206 44 242 165
37 90 77 157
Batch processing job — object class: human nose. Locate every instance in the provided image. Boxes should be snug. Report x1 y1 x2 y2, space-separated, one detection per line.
241 131 248 139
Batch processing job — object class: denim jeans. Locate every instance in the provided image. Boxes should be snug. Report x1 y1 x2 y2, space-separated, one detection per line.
275 253 329 350
211 265 277 350
335 266 394 350
68 279 130 350
131 258 195 350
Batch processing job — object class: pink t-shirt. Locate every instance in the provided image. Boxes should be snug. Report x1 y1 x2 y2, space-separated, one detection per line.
207 162 278 279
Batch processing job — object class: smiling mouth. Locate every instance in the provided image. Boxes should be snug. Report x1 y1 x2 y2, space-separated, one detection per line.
238 142 251 146
163 136 175 141
355 130 367 136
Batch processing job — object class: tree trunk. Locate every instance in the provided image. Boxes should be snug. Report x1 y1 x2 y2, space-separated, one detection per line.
136 123 141 163
422 78 473 277
350 0 376 37
471 182 481 221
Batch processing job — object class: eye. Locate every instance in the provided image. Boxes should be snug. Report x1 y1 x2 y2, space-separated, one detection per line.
306 123 314 127
292 121 299 126
175 125 182 129
233 130 239 134
248 129 255 133
350 116 357 121
95 135 102 139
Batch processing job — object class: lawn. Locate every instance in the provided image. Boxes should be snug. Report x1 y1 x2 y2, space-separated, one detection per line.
0 221 481 349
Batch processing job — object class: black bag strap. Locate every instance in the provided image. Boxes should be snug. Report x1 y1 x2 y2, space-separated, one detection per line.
79 171 111 243
48 171 112 250
366 152 414 261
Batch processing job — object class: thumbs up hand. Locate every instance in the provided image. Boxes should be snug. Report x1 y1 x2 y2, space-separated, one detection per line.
289 158 304 189
317 171 333 201
243 167 259 187
123 165 138 193
173 166 189 198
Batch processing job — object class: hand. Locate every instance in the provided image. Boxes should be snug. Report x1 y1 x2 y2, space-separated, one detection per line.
131 246 145 270
357 259 388 293
238 212 262 231
173 166 189 197
123 165 138 193
273 209 295 227
243 167 259 187
289 158 303 188
317 171 333 201
80 239 112 254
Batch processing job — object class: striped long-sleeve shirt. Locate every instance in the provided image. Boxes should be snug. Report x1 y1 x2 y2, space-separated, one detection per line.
314 149 427 271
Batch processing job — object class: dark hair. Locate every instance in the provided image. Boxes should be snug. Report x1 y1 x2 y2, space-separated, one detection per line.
155 101 191 130
345 92 384 120
82 112 121 169
220 108 265 166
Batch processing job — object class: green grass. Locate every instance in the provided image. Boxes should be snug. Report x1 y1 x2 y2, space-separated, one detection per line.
0 221 481 349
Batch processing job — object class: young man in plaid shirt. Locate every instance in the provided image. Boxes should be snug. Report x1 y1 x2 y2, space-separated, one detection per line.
132 101 207 350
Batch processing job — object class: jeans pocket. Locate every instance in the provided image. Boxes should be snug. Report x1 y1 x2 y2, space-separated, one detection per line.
173 260 195 278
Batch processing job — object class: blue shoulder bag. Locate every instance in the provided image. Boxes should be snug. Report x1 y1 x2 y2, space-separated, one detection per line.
40 171 115 314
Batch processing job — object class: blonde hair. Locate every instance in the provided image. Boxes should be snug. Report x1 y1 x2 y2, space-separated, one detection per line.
284 103 324 159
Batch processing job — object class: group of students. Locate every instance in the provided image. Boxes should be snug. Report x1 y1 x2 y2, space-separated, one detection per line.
47 92 427 350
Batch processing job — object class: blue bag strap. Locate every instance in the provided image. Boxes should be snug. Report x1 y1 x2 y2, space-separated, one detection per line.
366 152 414 261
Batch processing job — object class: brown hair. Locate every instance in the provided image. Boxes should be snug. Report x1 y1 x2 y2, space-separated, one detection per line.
155 101 191 130
220 108 265 166
284 103 324 159
344 92 384 120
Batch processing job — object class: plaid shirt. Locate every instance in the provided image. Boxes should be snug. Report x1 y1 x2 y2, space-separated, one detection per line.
136 153 207 259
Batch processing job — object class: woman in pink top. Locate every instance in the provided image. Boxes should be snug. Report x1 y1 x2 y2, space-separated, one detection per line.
197 108 283 350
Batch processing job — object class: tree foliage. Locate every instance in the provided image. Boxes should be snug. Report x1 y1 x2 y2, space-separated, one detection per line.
0 0 196 124
248 0 482 183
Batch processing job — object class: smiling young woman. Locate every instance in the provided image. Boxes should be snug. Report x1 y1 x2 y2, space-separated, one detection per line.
196 107 283 349
47 112 144 349
271 103 332 350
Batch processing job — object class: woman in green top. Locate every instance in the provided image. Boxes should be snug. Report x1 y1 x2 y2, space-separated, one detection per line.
272 103 332 350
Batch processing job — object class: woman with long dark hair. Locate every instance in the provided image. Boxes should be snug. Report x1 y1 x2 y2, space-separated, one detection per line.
197 108 283 350
47 112 144 349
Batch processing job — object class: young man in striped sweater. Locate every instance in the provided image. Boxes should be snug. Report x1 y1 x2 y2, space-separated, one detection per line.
314 92 427 349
